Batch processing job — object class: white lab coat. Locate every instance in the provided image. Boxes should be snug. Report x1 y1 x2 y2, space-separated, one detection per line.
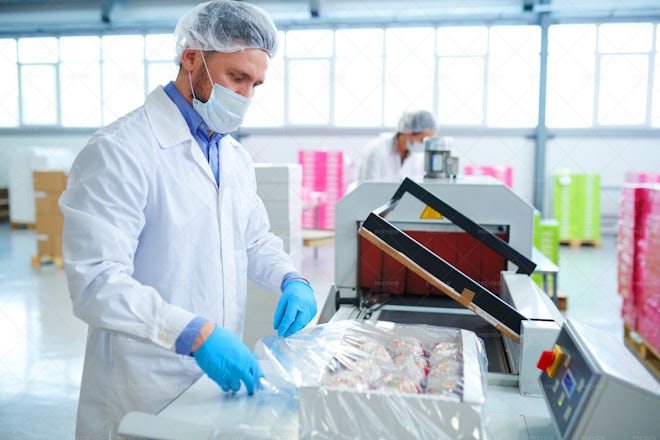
59 86 297 439
358 132 424 182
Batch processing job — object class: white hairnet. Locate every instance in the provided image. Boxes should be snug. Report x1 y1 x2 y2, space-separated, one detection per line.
396 110 438 134
174 0 279 63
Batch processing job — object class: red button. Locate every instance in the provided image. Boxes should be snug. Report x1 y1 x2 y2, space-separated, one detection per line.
537 350 555 371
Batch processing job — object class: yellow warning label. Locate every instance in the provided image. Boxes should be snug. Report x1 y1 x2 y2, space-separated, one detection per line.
420 206 443 219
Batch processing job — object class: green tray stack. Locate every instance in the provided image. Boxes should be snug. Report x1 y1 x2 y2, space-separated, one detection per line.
532 210 560 289
554 172 601 242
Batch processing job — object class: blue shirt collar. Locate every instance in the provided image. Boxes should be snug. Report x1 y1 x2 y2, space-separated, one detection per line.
163 81 213 141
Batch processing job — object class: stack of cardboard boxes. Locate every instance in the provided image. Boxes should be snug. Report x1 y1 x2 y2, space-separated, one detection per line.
254 164 303 269
33 171 67 260
464 164 514 189
298 150 345 230
532 210 560 297
618 183 660 356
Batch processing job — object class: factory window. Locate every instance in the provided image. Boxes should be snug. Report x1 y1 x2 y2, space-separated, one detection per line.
597 23 653 126
59 36 102 127
548 23 656 127
437 26 488 125
243 32 285 127
4 21 659 131
285 30 332 125
0 39 18 127
101 35 145 124
145 34 178 95
18 37 58 125
334 28 383 127
384 27 435 126
547 24 596 127
487 26 540 127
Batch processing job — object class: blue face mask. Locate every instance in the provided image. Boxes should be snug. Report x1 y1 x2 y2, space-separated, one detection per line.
190 52 252 133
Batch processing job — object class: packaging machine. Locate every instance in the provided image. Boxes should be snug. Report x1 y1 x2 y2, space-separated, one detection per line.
118 176 659 439
322 176 563 394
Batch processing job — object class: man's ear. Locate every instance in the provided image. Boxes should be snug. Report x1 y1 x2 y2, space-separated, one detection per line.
180 49 197 72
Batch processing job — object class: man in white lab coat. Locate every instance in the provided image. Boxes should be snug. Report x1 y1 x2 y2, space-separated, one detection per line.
358 110 438 182
59 1 317 438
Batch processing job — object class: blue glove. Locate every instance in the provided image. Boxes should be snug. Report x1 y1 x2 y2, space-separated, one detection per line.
193 326 262 395
273 279 317 337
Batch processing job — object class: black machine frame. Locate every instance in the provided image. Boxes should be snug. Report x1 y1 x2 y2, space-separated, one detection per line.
358 178 537 342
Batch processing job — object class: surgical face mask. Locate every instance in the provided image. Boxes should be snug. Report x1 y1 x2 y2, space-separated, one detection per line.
406 139 425 153
190 52 252 133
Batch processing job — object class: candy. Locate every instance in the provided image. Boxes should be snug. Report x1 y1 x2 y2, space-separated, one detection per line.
390 336 426 358
379 374 423 394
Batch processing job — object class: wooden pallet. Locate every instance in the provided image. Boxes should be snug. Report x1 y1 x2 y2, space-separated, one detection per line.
623 324 660 379
31 254 64 269
10 221 36 230
556 289 568 311
559 238 602 248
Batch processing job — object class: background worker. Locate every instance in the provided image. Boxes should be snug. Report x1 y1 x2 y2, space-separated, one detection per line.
358 110 438 182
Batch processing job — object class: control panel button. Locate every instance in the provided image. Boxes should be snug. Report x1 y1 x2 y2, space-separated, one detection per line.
537 350 555 370
552 379 560 393
537 344 564 378
557 391 565 407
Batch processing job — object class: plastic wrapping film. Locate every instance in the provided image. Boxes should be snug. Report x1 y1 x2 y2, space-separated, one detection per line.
255 319 489 439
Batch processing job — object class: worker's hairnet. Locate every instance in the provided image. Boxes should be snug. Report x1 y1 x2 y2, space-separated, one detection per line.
396 110 438 134
174 0 279 63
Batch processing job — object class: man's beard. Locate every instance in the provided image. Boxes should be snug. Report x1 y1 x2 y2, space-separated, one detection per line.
191 68 212 103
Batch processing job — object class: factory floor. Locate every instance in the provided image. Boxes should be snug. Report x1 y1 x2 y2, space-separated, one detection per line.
0 223 621 439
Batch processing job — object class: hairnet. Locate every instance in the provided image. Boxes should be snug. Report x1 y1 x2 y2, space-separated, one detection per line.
174 0 279 63
396 110 438 134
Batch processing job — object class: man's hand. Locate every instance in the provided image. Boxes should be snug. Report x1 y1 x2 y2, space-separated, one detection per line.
192 324 262 394
273 279 317 337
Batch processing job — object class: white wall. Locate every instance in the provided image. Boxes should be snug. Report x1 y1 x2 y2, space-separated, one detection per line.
2 131 657 228
0 134 90 187
242 132 536 204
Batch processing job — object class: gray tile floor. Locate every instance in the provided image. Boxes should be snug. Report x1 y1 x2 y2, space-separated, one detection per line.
0 223 621 439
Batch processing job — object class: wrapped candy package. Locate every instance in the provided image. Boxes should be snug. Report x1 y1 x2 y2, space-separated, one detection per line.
254 320 488 439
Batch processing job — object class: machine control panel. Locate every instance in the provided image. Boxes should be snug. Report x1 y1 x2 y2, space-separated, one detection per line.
537 319 660 439
538 337 595 436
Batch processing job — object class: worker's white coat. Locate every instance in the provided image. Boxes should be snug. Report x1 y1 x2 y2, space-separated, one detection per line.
358 132 424 182
59 86 296 439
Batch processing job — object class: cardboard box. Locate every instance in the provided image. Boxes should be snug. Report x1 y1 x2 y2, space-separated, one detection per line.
36 233 62 256
33 171 68 192
34 191 62 215
36 213 64 236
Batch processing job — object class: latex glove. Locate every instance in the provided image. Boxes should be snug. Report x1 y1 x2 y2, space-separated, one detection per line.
273 279 317 337
193 325 262 395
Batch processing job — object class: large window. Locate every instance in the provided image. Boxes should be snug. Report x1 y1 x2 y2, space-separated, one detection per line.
437 26 487 125
18 37 58 125
2 22 660 129
384 27 435 126
334 28 383 127
60 36 101 127
598 23 653 126
243 31 285 127
285 30 333 125
548 22 657 127
0 39 19 127
487 26 540 127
